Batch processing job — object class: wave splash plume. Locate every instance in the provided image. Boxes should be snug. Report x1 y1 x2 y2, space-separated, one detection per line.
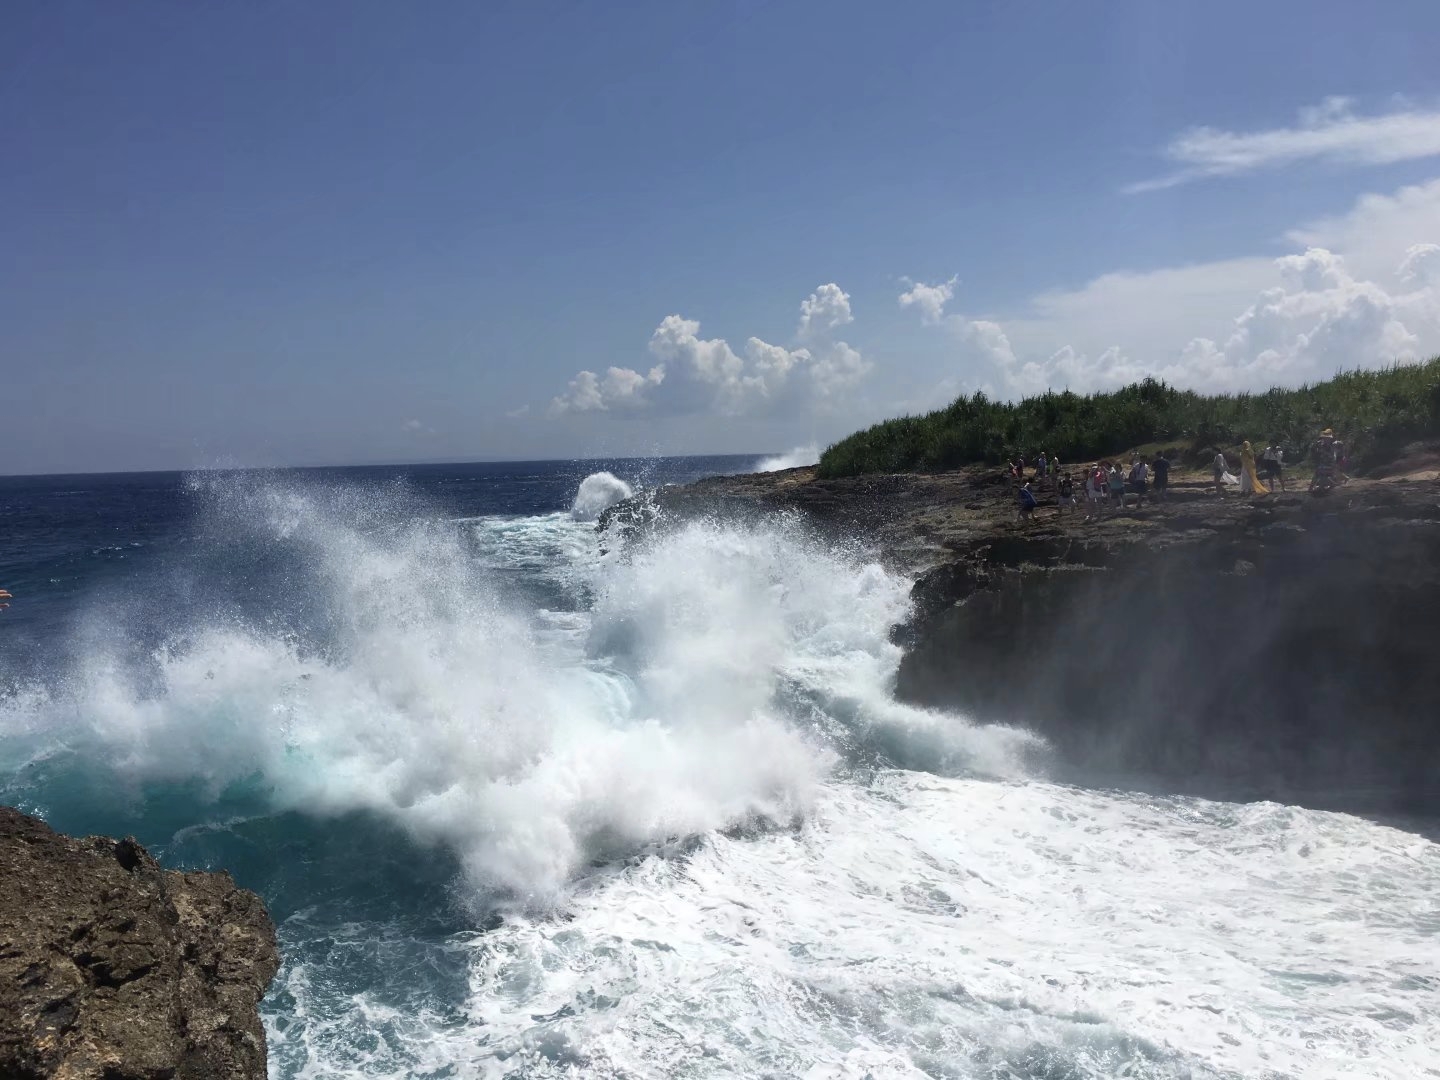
570 471 634 521
755 444 820 472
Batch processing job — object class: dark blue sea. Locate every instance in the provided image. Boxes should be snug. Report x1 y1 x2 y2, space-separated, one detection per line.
2 456 1436 1079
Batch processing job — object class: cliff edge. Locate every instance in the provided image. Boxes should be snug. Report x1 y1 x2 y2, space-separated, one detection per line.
602 454 1440 812
0 807 279 1080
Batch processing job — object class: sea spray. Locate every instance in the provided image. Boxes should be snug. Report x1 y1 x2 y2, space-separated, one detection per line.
755 444 820 472
570 471 634 521
6 475 1032 907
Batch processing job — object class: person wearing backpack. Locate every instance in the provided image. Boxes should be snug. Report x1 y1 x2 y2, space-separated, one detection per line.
1056 472 1076 517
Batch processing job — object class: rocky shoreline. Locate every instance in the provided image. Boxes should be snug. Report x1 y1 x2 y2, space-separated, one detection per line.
602 455 1440 812
0 807 279 1080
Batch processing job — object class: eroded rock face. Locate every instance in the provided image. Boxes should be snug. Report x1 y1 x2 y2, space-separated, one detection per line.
0 808 279 1080
895 493 1440 810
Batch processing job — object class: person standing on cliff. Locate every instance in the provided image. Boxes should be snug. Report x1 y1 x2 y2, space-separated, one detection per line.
1310 428 1339 493
1057 472 1076 517
1152 451 1171 503
1017 479 1037 524
1239 441 1269 496
1212 449 1229 496
1128 458 1149 508
1262 440 1286 492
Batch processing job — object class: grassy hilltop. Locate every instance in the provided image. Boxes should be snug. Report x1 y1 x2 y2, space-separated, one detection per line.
817 359 1440 478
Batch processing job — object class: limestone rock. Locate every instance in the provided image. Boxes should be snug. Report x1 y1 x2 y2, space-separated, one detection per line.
0 807 279 1080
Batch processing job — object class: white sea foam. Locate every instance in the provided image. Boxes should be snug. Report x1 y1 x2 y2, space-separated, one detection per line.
268 772 1440 1078
756 444 820 472
570 471 634 521
37 479 1029 907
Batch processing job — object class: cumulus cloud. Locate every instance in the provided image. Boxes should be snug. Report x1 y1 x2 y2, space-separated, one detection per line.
797 283 854 339
1399 243 1440 286
958 319 1017 370
901 194 1440 400
549 364 666 414
548 285 869 419
1286 177 1440 271
1168 247 1423 387
898 275 957 324
1126 97 1440 193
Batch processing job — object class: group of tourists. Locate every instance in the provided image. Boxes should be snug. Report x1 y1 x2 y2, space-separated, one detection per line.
1209 429 1347 497
1008 451 1061 483
1015 426 1350 524
1016 452 1171 523
1211 439 1285 496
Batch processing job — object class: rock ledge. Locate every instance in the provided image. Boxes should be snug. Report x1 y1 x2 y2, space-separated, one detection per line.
0 807 279 1080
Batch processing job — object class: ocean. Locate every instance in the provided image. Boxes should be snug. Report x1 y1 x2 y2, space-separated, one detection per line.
1 458 1436 1079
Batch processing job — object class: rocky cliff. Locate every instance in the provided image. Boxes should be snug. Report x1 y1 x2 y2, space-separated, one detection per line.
0 808 279 1080
602 457 1440 812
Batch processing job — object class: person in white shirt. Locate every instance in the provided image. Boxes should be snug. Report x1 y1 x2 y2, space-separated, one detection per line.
1212 450 1229 496
1263 441 1287 492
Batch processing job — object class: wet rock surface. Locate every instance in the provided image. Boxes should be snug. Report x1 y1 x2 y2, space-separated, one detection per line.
605 462 1440 812
0 807 279 1080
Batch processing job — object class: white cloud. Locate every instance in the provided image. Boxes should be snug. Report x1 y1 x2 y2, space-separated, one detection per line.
1399 243 1440 286
1287 177 1440 278
809 341 870 398
1174 247 1424 385
958 319 1018 371
1126 97 1440 193
898 276 957 324
549 364 666 414
797 283 854 340
548 284 869 419
901 178 1440 399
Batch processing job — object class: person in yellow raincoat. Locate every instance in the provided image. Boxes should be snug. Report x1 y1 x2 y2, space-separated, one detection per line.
1239 441 1269 495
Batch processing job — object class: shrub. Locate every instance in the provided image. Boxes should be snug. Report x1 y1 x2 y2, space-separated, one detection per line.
817 359 1440 478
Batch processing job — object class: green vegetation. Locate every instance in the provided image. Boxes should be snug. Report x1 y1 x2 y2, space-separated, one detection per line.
817 359 1440 478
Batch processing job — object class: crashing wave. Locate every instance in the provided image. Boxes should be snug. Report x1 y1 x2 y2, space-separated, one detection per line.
755 445 819 472
570 471 634 521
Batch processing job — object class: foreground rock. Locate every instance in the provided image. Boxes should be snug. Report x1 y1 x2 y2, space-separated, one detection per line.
603 459 1440 813
0 808 279 1080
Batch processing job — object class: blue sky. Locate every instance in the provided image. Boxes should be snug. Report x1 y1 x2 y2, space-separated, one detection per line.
5 1 1440 473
